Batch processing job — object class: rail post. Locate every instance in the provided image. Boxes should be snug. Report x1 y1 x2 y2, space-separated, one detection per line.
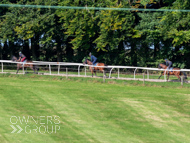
147 70 149 79
109 67 114 78
58 64 60 75
103 70 105 83
85 67 86 76
66 68 68 79
1 62 3 73
22 63 24 74
181 76 184 86
49 64 51 75
143 73 145 85
78 65 80 76
118 68 120 79
134 68 137 80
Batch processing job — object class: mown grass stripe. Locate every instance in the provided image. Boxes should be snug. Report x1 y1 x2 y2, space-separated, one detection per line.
0 74 190 143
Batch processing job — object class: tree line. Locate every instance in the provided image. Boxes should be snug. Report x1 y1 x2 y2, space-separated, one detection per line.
0 0 190 68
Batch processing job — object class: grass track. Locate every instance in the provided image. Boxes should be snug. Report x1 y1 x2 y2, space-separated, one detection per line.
0 74 190 143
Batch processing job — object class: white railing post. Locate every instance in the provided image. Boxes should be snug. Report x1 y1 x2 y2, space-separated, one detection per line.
181 76 184 86
22 63 24 74
109 68 114 78
85 67 86 76
134 68 137 80
58 64 60 75
1 62 3 73
66 68 68 79
143 73 145 85
78 65 80 76
147 70 149 79
103 70 105 83
118 68 119 78
49 64 51 75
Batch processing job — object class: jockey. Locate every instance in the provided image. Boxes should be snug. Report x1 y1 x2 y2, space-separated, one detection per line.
89 52 97 65
165 59 172 70
19 51 27 63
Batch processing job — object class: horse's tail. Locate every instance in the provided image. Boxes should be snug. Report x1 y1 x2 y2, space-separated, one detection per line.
104 64 111 72
181 71 188 79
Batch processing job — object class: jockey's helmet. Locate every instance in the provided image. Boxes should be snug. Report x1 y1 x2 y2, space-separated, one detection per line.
89 52 91 56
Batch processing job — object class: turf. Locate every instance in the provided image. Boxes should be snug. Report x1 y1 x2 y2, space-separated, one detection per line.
0 74 190 143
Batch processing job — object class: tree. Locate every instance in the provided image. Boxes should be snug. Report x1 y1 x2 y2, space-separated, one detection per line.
135 12 163 65
159 0 190 68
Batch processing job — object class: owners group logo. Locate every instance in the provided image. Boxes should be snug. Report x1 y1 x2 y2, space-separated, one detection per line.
10 116 60 134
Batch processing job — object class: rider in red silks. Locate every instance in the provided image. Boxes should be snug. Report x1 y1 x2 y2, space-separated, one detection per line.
19 51 26 62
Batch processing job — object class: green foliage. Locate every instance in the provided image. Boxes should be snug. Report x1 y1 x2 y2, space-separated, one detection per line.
159 0 190 47
0 0 190 68
95 4 135 51
147 59 165 67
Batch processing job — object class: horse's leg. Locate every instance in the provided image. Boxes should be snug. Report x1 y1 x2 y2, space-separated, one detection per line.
158 75 162 79
31 64 37 74
16 64 20 74
177 75 181 81
175 72 181 81
104 69 106 77
33 65 38 74
158 72 163 79
181 71 187 79
94 68 97 76
31 65 35 73
94 70 97 76
16 67 19 74
90 68 93 77
90 67 93 77
167 72 170 81
102 68 106 77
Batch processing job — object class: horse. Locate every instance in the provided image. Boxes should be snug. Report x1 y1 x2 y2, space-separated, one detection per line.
83 59 110 77
12 56 38 74
158 63 187 81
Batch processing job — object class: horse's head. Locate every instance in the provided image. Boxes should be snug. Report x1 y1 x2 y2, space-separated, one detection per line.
12 56 18 61
158 64 161 69
158 63 166 69
83 59 87 65
83 58 93 65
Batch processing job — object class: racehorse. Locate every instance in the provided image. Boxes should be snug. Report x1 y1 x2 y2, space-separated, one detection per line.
158 63 187 81
12 56 38 74
83 59 110 77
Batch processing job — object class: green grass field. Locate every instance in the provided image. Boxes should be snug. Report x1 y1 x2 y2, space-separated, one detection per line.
0 74 190 143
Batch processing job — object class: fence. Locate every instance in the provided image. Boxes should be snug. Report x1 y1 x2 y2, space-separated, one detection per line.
0 60 190 84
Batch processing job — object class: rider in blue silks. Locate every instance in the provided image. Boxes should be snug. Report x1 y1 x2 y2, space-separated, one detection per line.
165 59 173 71
89 52 97 65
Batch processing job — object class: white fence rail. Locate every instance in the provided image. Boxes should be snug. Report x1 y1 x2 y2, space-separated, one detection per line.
0 60 190 83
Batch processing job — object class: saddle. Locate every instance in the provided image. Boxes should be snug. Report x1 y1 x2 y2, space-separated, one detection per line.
93 63 98 66
167 67 173 72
